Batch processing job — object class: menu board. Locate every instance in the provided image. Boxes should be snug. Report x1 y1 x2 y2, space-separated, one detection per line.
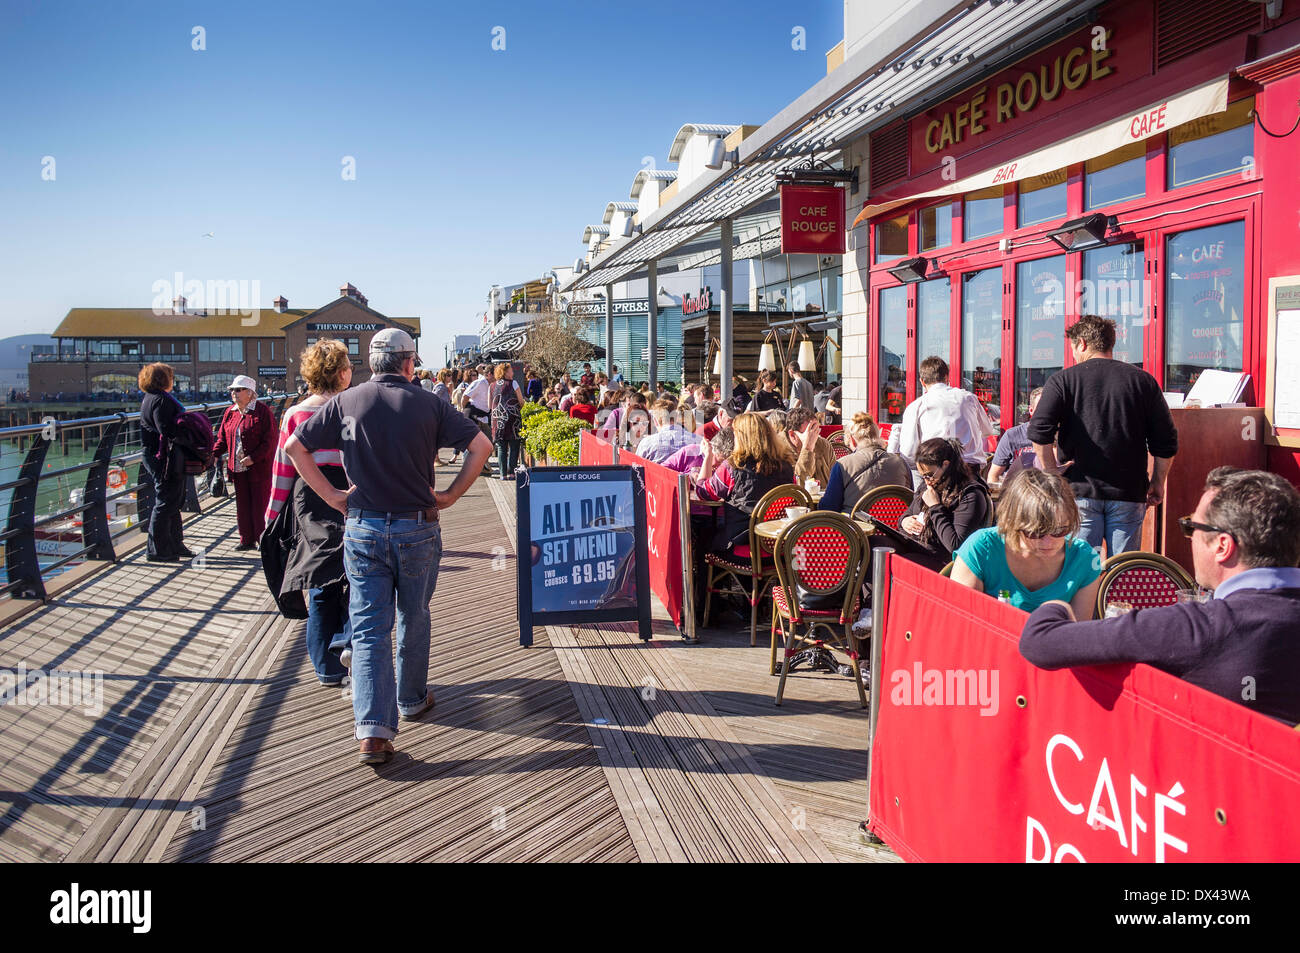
1269 280 1300 437
516 465 651 645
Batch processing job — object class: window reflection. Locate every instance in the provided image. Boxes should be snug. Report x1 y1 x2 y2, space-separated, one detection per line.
919 202 953 252
1016 257 1065 422
1165 221 1245 395
1168 99 1255 189
876 214 908 263
1086 141 1146 209
964 186 1003 241
961 268 1002 430
878 286 908 422
1018 170 1068 227
916 277 951 381
1081 244 1145 367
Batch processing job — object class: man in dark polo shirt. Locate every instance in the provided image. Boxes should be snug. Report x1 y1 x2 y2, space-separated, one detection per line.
1029 315 1178 556
285 327 492 764
1021 468 1300 725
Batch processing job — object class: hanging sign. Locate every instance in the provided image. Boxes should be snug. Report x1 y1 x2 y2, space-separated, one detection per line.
516 465 652 645
780 184 845 255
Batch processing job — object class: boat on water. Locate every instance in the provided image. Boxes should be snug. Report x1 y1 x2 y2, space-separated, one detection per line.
33 467 137 559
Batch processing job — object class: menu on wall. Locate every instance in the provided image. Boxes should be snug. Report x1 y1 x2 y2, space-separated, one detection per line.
1273 283 1300 431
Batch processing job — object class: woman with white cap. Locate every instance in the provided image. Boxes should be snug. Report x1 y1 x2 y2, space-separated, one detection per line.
213 374 279 549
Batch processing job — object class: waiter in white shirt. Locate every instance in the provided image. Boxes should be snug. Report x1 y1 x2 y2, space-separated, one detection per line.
888 356 996 490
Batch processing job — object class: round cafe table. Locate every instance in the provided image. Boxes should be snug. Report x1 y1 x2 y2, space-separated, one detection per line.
755 515 874 542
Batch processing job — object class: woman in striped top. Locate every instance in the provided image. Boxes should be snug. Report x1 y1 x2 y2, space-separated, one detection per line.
267 339 354 685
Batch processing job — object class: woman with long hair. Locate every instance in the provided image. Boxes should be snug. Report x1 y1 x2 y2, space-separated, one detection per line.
818 411 912 512
751 369 786 412
137 362 192 562
897 437 991 571
694 412 795 553
266 339 354 685
951 468 1100 616
489 361 524 480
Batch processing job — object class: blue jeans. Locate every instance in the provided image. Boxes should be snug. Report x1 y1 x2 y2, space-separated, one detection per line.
343 514 443 740
306 584 350 683
1076 498 1147 558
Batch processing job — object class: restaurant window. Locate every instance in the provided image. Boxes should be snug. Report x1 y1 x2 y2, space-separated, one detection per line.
1086 141 1146 209
1167 98 1254 189
916 277 951 381
877 286 908 422
197 338 244 362
875 213 908 263
346 337 360 356
1081 243 1145 367
919 202 953 253
961 268 1002 429
964 186 1003 241
1164 221 1245 396
1015 256 1066 422
1018 170 1068 227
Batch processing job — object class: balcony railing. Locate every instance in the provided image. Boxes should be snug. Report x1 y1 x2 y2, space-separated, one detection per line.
0 394 293 600
31 353 192 363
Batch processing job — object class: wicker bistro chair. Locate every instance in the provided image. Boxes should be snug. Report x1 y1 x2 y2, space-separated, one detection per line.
849 484 914 528
770 512 871 708
702 484 813 646
1095 551 1196 617
826 431 853 459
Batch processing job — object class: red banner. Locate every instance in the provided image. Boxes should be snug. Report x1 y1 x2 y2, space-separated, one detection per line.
780 184 845 255
619 451 685 631
579 430 616 466
868 556 1300 862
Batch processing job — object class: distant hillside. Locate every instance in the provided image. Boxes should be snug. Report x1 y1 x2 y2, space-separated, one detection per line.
0 334 58 391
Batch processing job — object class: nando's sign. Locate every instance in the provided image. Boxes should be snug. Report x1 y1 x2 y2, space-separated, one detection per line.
682 287 712 316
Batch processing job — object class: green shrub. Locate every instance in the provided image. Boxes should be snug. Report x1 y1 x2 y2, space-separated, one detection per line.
548 433 580 466
520 401 546 422
524 414 591 462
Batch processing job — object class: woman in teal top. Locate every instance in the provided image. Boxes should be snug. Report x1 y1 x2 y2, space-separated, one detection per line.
952 469 1101 618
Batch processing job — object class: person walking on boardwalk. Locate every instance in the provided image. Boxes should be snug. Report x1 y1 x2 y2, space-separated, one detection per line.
137 362 193 562
213 375 279 550
284 328 492 765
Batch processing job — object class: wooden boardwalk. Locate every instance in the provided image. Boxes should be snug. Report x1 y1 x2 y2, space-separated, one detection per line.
0 464 895 863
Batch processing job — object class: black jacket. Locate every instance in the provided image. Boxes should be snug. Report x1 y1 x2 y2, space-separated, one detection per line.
260 466 349 619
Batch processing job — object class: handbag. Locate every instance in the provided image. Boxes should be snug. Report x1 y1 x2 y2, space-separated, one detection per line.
209 460 228 498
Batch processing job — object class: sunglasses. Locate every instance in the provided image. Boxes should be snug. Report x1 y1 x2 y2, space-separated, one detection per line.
1024 527 1071 540
1178 516 1235 540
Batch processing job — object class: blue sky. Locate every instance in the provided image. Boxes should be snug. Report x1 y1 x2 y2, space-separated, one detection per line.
0 0 841 350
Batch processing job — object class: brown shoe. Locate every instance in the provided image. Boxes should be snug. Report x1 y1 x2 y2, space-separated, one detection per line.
400 690 435 721
358 738 394 764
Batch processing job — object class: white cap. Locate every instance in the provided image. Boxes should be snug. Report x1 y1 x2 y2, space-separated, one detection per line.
229 375 257 391
369 327 417 354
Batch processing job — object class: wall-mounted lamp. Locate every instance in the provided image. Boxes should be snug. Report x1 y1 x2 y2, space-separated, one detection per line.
1046 213 1118 252
704 138 739 170
886 256 930 284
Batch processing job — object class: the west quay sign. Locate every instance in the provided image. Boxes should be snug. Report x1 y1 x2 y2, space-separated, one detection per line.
305 322 385 332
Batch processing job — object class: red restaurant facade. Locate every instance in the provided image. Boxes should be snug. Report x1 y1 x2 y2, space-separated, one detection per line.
854 0 1300 482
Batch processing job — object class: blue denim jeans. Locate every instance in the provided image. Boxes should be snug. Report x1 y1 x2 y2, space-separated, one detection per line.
306 584 350 683
343 514 443 740
1076 497 1147 558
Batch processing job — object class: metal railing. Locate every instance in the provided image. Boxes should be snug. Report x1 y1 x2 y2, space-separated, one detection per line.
31 353 192 363
0 394 293 601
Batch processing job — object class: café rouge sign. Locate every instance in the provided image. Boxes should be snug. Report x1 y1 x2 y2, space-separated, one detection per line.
923 28 1116 155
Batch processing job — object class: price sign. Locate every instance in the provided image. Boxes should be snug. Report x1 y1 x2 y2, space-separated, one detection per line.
515 465 651 646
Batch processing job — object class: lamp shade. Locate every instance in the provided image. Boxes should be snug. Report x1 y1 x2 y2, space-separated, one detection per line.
828 339 841 374
797 339 816 372
712 348 722 375
758 341 776 372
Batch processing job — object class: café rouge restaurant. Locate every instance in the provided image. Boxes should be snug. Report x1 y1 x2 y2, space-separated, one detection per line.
854 0 1300 482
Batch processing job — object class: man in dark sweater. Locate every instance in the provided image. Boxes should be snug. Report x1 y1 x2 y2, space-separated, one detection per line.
1028 315 1177 555
1020 468 1300 725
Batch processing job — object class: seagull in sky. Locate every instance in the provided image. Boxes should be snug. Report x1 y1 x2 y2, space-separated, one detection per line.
202 232 215 238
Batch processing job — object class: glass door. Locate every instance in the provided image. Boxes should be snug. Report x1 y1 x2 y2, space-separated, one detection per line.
1015 255 1066 422
960 267 1003 431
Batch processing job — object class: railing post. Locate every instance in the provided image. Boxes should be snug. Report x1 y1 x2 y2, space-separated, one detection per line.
677 472 698 644
80 416 125 561
862 546 893 843
135 460 155 535
5 432 51 600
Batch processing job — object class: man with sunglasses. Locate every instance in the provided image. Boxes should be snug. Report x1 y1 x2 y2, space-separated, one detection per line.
1020 467 1300 725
